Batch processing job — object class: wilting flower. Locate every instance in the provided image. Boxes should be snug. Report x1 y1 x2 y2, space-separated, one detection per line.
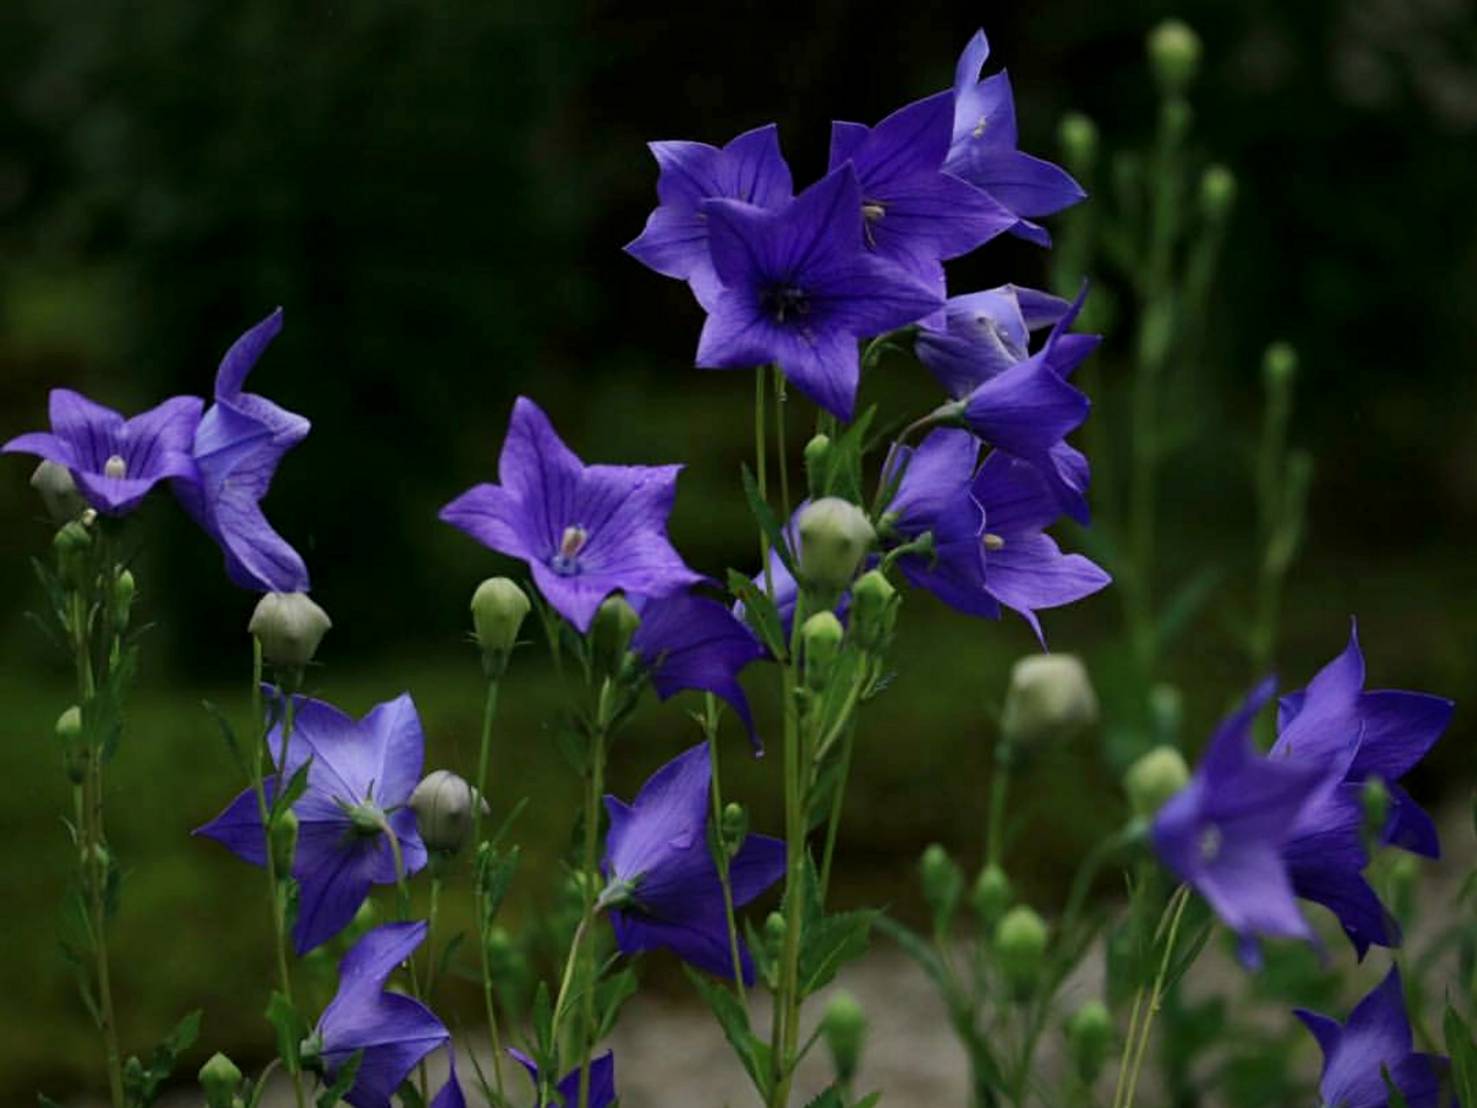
882 429 1108 642
630 591 766 751
197 691 428 953
696 165 943 420
1151 680 1334 963
173 308 311 592
440 397 703 632
3 389 202 516
827 90 1013 300
310 922 462 1108
508 1049 617 1108
1295 968 1450 1108
603 742 785 983
626 124 793 311
944 29 1085 244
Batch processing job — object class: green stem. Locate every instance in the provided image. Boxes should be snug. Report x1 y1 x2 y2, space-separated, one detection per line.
705 695 749 1007
817 718 856 901
986 741 1014 868
575 687 612 1108
472 677 507 1101
773 366 792 524
1113 885 1191 1108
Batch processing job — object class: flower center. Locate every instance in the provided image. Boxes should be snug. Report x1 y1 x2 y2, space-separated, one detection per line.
551 524 589 575
972 114 989 140
104 454 128 479
762 284 811 324
1199 824 1222 862
983 533 1005 551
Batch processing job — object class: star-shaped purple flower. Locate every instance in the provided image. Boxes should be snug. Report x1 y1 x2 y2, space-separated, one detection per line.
626 124 793 311
508 1049 617 1108
603 742 785 984
944 29 1086 245
1295 968 1450 1108
440 397 704 633
916 283 1085 400
1151 680 1334 963
827 90 1014 305
197 691 428 954
630 590 766 752
173 308 311 593
313 922 463 1108
3 389 202 516
696 165 944 421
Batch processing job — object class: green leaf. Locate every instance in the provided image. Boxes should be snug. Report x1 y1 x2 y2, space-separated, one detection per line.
396 1080 427 1108
741 462 797 576
683 966 772 1099
265 992 307 1073
818 406 876 504
121 1009 203 1106
1444 1006 1477 1107
202 699 250 778
851 1093 882 1108
799 909 877 998
803 1087 845 1108
476 844 521 927
596 966 639 1040
272 757 315 819
531 980 554 1061
317 1050 363 1107
727 569 788 660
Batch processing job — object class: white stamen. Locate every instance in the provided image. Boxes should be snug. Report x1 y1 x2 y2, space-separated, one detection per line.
104 454 127 479
983 533 1005 551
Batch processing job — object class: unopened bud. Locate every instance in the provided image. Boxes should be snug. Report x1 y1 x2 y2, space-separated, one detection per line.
1148 19 1202 93
485 925 518 976
1001 655 1098 747
764 911 787 956
1263 342 1298 392
1200 164 1236 221
410 769 487 855
851 569 897 651
30 460 85 523
801 610 845 691
720 802 749 857
591 594 641 678
269 810 299 876
470 577 529 674
1058 112 1099 175
920 843 963 925
249 592 331 670
996 905 1048 997
797 498 875 597
53 519 93 592
1149 683 1183 746
1125 746 1190 820
57 705 87 783
1066 1000 1113 1082
1362 775 1390 841
971 863 1013 925
198 1051 244 1108
804 434 833 498
822 991 867 1082
1389 854 1419 922
112 569 136 630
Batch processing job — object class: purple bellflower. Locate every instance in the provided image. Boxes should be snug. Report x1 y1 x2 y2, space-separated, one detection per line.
945 30 1086 245
440 397 704 633
827 90 1015 305
882 429 1108 643
197 691 428 954
1151 680 1336 964
173 308 311 593
603 742 785 984
1295 968 1451 1108
3 389 202 516
630 590 766 752
508 1049 617 1108
626 124 793 311
696 164 944 421
312 922 463 1108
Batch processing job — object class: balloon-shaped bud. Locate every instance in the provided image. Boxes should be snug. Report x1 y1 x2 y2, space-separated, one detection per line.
1263 342 1298 393
797 498 875 597
112 569 136 631
971 863 1013 926
410 769 488 856
822 991 867 1082
996 905 1048 997
920 843 963 924
53 519 93 592
1148 19 1202 93
1058 112 1099 175
804 433 833 498
721 801 749 857
249 592 331 670
1001 655 1098 747
1066 1000 1113 1082
591 594 641 678
1125 746 1190 820
470 577 529 674
801 610 845 691
851 569 897 651
1200 164 1236 221
31 460 85 523
198 1051 244 1108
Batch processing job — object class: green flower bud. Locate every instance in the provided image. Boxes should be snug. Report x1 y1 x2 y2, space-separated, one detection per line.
970 863 1013 925
1389 854 1419 922
1001 654 1098 747
269 810 299 877
56 705 83 745
1066 1000 1113 1082
112 569 136 631
249 591 331 670
720 801 749 857
30 460 85 523
850 568 897 651
797 497 875 597
995 905 1048 997
1263 342 1298 392
1058 112 1099 175
802 610 845 691
1361 775 1389 840
920 843 963 923
409 769 488 856
764 910 787 959
804 433 833 498
822 991 867 1082
1125 746 1190 820
53 519 93 592
1147 19 1202 94
198 1051 243 1108
1149 683 1183 746
486 925 519 977
1199 164 1236 221
57 705 87 783
591 594 641 678
470 577 530 674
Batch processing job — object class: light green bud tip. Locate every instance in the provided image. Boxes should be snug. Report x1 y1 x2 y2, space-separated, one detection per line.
410 769 488 855
31 460 85 524
850 568 898 650
198 1051 243 1107
1125 745 1190 819
797 497 875 593
721 801 749 849
1058 112 1098 171
1001 654 1098 746
802 610 845 688
113 569 136 629
804 433 833 494
56 705 84 744
249 591 331 669
592 593 641 675
971 863 1013 923
995 905 1048 983
1262 342 1298 390
1199 164 1236 219
1362 775 1390 834
920 843 962 912
471 577 530 662
822 991 867 1080
1147 19 1202 92
764 910 787 948
53 519 93 590
1066 1000 1113 1080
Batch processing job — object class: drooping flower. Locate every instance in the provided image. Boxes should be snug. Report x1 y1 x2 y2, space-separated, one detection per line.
603 742 785 984
881 429 1108 642
827 90 1014 301
310 922 463 1108
197 691 428 954
439 397 704 633
696 165 944 420
1151 680 1334 963
630 591 766 752
626 124 793 311
3 389 203 516
172 308 312 593
1294 968 1450 1108
944 30 1086 245
508 1048 617 1108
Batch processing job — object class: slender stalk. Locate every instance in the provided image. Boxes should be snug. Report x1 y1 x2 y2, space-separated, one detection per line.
1112 885 1191 1108
771 591 809 1107
424 874 443 997
756 368 777 602
471 676 507 1100
705 694 749 1006
985 741 1014 868
575 685 612 1108
817 718 856 901
773 367 792 523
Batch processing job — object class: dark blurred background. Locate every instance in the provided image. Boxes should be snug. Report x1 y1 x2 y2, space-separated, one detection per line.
1 0 1474 1099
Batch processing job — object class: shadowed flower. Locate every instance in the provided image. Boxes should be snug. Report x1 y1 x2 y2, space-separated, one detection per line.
696 165 944 420
626 124 793 311
1294 968 1450 1108
439 397 703 633
311 922 463 1108
945 29 1086 244
508 1049 617 1108
3 389 202 516
197 691 428 954
172 308 311 592
603 742 785 984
